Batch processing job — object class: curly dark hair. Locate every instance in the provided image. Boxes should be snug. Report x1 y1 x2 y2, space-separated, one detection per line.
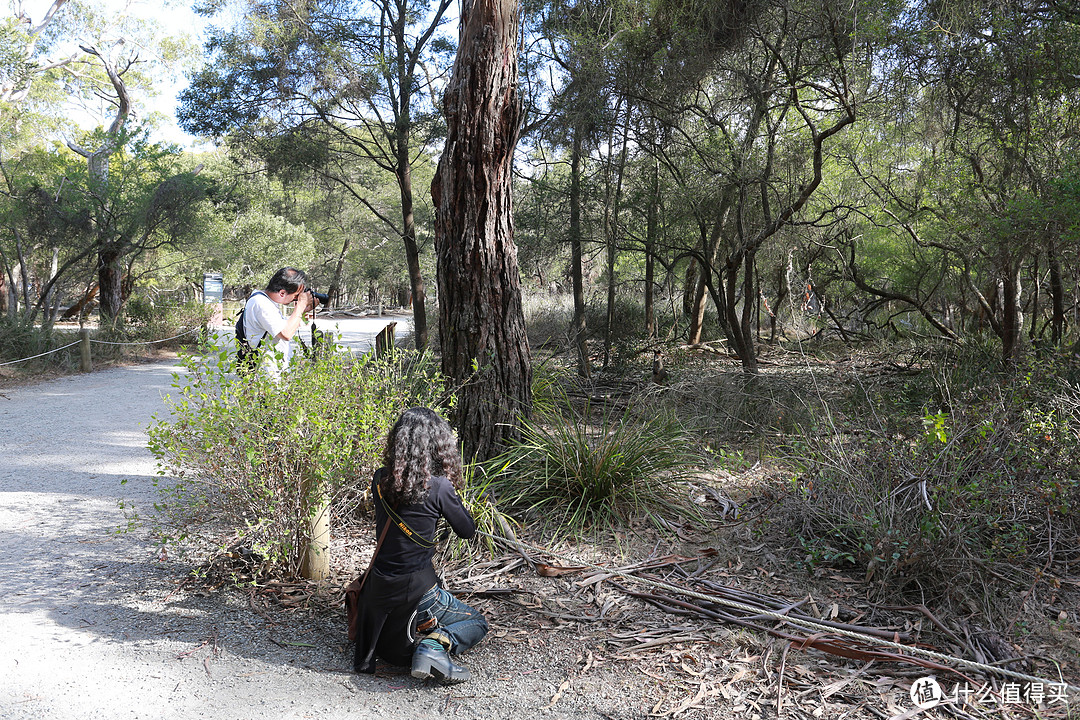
380 407 463 507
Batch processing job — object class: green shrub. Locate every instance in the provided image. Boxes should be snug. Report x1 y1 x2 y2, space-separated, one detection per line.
786 370 1080 614
483 398 704 535
119 300 213 346
145 343 450 579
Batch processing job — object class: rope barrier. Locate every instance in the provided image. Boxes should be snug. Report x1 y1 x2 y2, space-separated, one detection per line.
473 529 1080 695
0 327 201 366
88 327 201 346
0 340 82 366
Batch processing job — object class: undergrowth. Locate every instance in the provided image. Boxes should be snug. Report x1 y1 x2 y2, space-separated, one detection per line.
0 301 212 373
780 351 1080 624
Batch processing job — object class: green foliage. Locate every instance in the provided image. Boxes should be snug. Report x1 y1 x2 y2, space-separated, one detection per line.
145 344 450 578
483 398 704 535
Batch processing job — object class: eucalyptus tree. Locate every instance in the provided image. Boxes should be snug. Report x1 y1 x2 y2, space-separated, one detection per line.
179 0 456 350
432 0 530 462
68 39 209 320
1 1 203 322
0 131 210 324
0 0 76 105
637 0 861 372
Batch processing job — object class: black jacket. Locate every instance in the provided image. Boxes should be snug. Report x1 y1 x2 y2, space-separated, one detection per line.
353 469 476 672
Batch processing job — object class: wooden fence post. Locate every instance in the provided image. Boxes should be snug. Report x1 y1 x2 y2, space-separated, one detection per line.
301 499 331 582
79 329 92 372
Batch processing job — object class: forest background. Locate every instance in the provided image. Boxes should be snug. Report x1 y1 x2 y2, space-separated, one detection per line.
3 0 1080 715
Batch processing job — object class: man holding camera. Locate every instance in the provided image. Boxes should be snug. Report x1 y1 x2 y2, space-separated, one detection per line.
241 267 317 380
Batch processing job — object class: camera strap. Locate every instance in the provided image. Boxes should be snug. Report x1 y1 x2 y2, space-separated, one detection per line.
375 481 436 548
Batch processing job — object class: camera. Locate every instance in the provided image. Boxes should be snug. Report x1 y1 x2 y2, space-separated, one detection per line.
306 289 330 305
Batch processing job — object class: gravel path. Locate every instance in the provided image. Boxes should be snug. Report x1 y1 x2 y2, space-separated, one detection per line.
0 361 629 720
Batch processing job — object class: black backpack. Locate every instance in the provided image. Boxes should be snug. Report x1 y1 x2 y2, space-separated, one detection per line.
235 291 268 376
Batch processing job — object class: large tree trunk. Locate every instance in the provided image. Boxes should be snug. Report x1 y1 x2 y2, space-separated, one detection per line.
98 246 123 321
67 45 130 323
431 0 531 463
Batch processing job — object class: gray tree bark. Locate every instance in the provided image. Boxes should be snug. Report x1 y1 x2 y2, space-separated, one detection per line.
431 0 532 462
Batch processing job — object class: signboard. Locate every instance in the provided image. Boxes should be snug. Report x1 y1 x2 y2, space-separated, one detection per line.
203 272 224 304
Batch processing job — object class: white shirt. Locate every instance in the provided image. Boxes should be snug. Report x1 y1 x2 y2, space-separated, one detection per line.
244 290 293 379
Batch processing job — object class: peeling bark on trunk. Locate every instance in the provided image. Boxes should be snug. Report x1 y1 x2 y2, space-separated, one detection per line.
431 0 531 463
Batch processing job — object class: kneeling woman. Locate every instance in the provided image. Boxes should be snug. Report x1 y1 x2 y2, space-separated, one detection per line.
353 407 488 684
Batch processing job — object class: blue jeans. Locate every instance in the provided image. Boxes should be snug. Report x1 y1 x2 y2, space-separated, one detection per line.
415 585 488 655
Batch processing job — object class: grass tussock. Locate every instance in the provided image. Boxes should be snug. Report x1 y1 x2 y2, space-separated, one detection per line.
484 398 705 536
665 363 830 440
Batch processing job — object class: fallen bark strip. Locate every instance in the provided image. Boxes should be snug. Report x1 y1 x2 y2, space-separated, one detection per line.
536 550 719 580
662 572 915 643
611 581 980 685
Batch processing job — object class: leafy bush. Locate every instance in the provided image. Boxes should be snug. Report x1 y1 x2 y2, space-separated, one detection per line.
484 398 704 535
146 343 450 578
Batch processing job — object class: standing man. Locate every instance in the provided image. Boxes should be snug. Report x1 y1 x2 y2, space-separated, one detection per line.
241 267 313 380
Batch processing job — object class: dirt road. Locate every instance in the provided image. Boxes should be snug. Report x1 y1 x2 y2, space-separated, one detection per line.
0 360 621 720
